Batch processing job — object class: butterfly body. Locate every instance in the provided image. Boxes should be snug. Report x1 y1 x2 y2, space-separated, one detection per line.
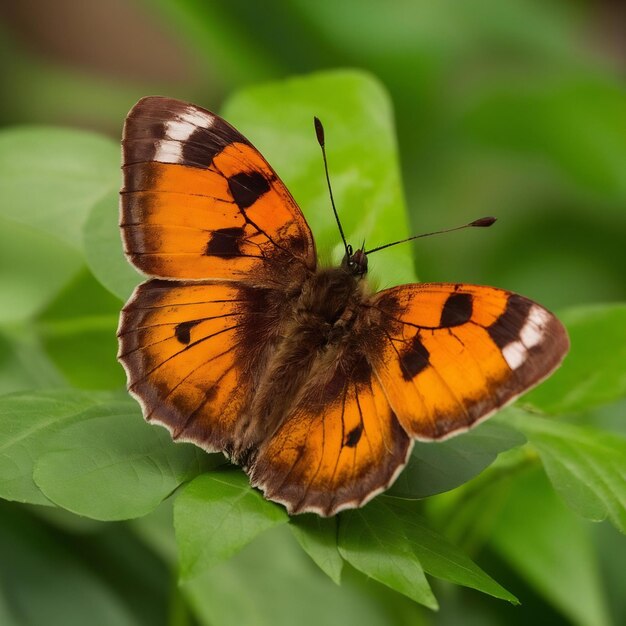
221 265 376 464
118 97 569 516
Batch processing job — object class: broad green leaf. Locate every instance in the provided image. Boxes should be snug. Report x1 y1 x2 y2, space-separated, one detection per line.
289 514 343 585
222 69 416 287
33 399 214 520
523 304 626 413
0 126 119 248
0 502 138 626
389 421 525 499
509 412 626 533
0 390 119 505
36 270 125 390
183 525 390 626
338 499 437 609
381 497 517 603
0 217 82 324
84 190 142 301
174 471 288 582
491 467 611 626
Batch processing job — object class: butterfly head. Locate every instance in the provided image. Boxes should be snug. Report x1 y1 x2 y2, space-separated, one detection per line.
342 244 368 276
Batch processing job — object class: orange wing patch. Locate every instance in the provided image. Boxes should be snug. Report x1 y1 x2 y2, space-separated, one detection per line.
250 357 412 516
118 279 259 451
121 97 315 282
369 284 569 440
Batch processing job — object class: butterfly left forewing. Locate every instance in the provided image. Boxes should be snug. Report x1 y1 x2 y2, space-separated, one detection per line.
367 283 569 440
121 96 316 283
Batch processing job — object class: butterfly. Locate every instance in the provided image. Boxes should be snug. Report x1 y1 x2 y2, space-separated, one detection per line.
118 96 570 516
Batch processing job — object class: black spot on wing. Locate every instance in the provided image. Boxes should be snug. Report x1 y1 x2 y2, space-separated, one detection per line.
174 319 202 344
344 424 362 448
487 294 532 348
228 171 271 209
399 334 430 380
205 227 245 256
440 292 473 327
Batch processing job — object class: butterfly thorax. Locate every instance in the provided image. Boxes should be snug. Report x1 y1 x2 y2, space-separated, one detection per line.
295 267 366 330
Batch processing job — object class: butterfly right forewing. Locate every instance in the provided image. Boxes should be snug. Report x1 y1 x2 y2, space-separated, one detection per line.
366 283 569 440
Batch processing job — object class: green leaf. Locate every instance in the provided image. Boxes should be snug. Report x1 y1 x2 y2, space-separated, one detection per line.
491 467 611 626
36 270 126 390
0 126 119 248
389 421 526 498
174 471 288 582
0 502 138 626
381 497 517 603
0 217 82 324
289 514 344 585
84 190 142 301
183 526 391 626
222 69 417 286
33 398 214 520
0 390 117 505
338 499 438 609
509 411 626 533
523 304 626 413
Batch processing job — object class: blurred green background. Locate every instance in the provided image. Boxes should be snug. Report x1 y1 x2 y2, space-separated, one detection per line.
2 0 625 309
1 1 625 625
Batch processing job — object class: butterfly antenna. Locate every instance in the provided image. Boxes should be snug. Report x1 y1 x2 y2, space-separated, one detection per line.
314 117 350 258
364 216 497 255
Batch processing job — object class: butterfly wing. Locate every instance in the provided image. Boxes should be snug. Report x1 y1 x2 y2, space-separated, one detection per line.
249 354 412 516
367 283 569 440
121 96 316 282
118 279 287 452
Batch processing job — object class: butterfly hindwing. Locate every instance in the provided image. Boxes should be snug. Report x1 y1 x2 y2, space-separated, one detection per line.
368 284 569 440
121 96 316 282
250 355 412 516
118 279 278 451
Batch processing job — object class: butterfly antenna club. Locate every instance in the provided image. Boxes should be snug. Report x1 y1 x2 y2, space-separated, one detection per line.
314 117 350 258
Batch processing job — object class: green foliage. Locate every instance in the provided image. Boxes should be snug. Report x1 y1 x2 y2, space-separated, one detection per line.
389 421 525 498
0 504 138 626
174 472 288 581
490 468 611 626
510 412 626 532
289 515 344 585
0 24 625 625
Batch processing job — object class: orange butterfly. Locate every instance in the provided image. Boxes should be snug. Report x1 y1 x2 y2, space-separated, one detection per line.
118 97 569 516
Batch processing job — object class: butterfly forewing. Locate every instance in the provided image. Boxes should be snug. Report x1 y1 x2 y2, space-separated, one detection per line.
121 96 316 282
368 284 569 440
